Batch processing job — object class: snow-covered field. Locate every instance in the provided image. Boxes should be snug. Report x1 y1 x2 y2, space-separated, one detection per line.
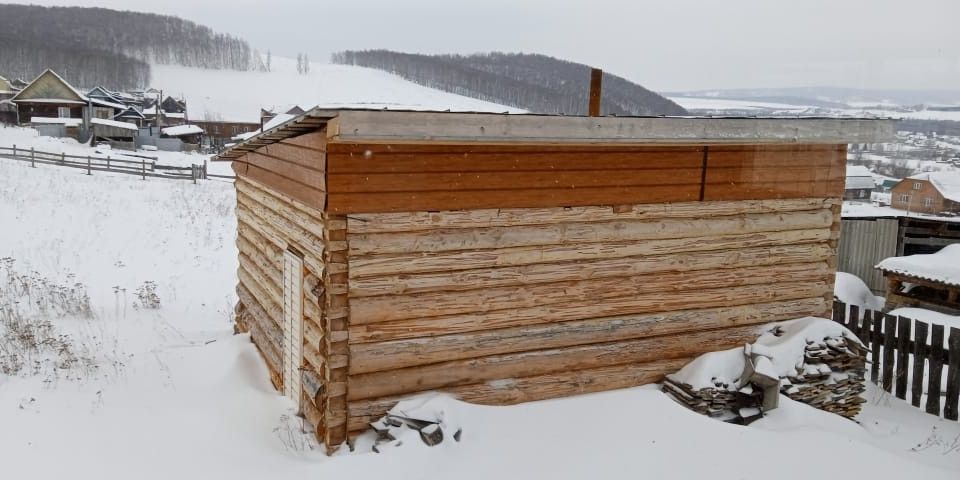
1 131 959 478
669 96 960 121
152 57 521 122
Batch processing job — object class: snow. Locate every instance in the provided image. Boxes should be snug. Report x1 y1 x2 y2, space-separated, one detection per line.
888 308 960 333
834 272 886 310
841 201 960 222
30 116 82 127
90 117 139 131
161 124 204 136
668 317 862 390
668 96 813 112
908 171 960 202
876 244 960 287
151 56 522 122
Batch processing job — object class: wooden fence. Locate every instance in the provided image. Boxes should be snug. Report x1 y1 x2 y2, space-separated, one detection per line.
833 301 960 420
0 145 234 182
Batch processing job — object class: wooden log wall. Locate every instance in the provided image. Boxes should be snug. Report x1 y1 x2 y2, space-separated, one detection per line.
234 173 334 448
343 196 841 436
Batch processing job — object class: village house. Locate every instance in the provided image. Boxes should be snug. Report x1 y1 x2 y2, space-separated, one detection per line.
216 109 893 453
844 165 875 201
877 244 960 315
10 69 89 125
890 171 960 215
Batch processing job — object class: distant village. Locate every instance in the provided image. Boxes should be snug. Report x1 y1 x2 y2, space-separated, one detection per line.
0 68 299 153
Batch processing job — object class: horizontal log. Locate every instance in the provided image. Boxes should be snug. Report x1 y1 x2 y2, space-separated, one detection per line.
301 389 324 437
349 227 832 279
348 323 766 400
237 206 325 275
238 190 327 257
349 242 833 297
349 297 825 374
237 268 283 348
237 176 326 239
345 197 837 234
346 356 693 432
350 261 830 324
350 280 829 343
348 209 833 256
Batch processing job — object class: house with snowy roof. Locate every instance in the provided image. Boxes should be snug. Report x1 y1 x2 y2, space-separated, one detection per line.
844 165 875 201
890 171 960 215
0 75 17 124
9 69 89 125
877 244 960 314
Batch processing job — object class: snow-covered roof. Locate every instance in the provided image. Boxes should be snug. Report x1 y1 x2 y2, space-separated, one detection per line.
30 116 82 127
164 112 186 119
845 166 875 190
161 124 203 136
907 171 960 203
91 118 139 131
876 244 960 287
90 97 127 110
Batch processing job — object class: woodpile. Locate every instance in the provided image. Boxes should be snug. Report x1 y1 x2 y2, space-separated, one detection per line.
367 412 462 453
780 337 868 418
663 330 868 422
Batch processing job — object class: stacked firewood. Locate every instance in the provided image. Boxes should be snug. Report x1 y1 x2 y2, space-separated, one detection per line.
663 334 868 422
368 413 462 453
780 337 868 418
662 378 764 423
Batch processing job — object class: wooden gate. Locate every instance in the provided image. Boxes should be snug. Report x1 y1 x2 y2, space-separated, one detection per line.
282 249 304 407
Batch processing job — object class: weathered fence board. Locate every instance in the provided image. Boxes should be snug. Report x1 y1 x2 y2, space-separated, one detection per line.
833 300 959 421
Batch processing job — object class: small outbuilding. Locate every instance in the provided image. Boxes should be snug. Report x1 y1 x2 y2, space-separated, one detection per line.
877 244 960 314
216 109 893 452
844 165 875 201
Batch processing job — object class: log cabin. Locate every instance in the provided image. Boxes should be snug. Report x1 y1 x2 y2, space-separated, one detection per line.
216 109 894 453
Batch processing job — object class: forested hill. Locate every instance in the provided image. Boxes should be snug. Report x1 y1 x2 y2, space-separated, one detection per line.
332 50 687 116
0 4 263 90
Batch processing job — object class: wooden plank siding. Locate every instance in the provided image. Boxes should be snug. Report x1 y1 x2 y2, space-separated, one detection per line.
324 142 846 214
231 129 327 211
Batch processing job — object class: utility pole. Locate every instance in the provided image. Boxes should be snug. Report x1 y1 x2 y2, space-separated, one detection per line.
588 68 602 117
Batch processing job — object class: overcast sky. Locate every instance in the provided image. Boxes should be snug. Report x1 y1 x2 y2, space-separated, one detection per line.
11 0 960 91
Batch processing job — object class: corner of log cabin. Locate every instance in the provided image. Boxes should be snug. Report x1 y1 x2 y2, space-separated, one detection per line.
216 111 888 450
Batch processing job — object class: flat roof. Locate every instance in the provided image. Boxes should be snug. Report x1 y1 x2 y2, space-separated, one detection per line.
216 108 897 160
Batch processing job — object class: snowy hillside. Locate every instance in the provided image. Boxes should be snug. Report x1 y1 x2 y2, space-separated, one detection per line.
152 56 521 122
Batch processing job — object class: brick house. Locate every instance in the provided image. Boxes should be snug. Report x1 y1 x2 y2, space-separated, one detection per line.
889 171 960 215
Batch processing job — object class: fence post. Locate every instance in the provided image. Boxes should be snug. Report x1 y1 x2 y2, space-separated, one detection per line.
203 160 208 179
192 164 197 184
106 156 110 171
30 147 35 167
60 152 65 166
86 156 92 175
12 144 16 158
141 160 146 180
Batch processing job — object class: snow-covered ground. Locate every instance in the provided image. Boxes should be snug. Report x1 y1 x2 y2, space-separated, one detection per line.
152 57 521 122
1 130 959 477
